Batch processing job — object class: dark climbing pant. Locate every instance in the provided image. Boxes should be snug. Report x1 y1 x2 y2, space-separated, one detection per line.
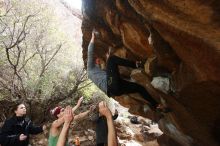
97 143 105 146
106 55 158 108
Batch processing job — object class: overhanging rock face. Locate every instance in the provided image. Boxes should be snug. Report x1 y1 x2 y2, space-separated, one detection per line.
81 0 220 146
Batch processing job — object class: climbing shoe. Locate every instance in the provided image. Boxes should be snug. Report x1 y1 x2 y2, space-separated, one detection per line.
130 116 140 124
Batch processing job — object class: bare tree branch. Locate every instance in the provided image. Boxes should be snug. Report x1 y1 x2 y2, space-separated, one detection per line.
45 44 62 68
0 77 11 91
9 20 18 47
0 2 12 18
6 14 35 50
18 52 38 72
79 68 87 81
5 43 27 99
77 81 92 91
39 44 62 77
15 45 21 66
0 19 7 34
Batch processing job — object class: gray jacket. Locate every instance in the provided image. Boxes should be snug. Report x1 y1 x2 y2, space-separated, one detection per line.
87 42 107 93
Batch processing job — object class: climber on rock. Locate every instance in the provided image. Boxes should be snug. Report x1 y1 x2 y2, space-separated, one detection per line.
87 29 168 112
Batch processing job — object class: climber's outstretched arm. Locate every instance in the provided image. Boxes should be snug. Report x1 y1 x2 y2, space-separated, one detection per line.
72 96 83 113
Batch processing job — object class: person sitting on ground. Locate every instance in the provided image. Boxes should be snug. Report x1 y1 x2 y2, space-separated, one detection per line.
48 97 91 146
98 101 118 146
87 29 166 111
92 102 118 146
0 102 46 146
56 106 74 146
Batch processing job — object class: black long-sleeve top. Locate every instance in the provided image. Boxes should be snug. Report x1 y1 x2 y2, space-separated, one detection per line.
0 116 43 146
95 113 118 145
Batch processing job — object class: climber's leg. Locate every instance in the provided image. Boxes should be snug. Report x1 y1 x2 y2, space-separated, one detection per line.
107 55 136 95
97 143 105 146
107 55 136 69
120 79 158 108
106 56 121 96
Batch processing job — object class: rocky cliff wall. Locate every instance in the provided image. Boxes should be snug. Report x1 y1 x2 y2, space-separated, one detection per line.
81 0 220 146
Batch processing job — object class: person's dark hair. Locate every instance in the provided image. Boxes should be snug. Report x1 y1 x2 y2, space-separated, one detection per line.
11 102 25 113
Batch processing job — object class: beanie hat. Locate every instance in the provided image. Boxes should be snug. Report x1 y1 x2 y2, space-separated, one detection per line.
50 106 62 118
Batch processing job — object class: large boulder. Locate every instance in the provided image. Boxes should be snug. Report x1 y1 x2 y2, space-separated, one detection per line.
81 0 220 145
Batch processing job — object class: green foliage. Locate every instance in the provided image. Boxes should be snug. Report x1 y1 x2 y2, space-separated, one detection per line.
79 81 99 99
0 0 89 102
